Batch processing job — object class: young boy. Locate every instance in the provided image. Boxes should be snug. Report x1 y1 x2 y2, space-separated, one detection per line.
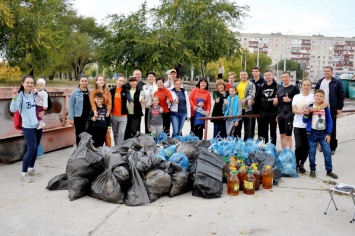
224 87 242 136
147 96 164 139
193 98 207 140
87 92 111 148
34 78 48 130
303 89 337 179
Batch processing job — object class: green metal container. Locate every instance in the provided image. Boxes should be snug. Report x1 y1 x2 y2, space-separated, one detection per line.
340 79 349 98
348 81 355 100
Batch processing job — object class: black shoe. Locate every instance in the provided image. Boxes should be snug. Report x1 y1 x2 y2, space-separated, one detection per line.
310 171 316 178
331 150 335 155
327 172 338 179
299 165 306 174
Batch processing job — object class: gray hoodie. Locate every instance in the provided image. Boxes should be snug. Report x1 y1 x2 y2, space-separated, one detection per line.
10 91 38 129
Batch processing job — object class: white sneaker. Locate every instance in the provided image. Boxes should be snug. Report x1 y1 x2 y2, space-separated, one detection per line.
37 121 46 130
21 174 33 183
28 169 42 177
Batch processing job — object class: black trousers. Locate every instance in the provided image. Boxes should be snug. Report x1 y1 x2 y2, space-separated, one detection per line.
144 108 150 134
250 115 263 139
330 110 338 151
294 127 308 166
162 112 171 135
234 110 252 141
74 116 88 146
125 114 141 140
260 115 277 145
88 126 107 148
193 124 204 140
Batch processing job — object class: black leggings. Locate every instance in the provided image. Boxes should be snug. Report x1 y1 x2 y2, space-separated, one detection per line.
74 116 88 146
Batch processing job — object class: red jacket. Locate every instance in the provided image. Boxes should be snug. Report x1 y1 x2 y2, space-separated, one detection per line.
153 88 173 113
189 87 211 116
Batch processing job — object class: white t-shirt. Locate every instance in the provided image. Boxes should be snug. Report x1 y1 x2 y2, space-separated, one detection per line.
292 93 314 128
320 79 331 108
311 106 326 130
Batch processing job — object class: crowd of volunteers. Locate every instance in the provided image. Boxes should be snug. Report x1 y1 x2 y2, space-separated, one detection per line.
11 65 344 183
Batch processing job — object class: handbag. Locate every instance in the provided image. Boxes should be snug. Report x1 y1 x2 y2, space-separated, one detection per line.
105 130 112 147
14 111 22 130
13 96 23 130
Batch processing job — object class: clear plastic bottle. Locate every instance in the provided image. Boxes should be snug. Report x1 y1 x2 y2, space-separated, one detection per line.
252 166 261 191
262 165 274 189
227 168 239 196
243 170 256 195
237 165 247 191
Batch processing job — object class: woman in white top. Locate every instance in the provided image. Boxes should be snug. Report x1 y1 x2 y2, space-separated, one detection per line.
142 71 157 133
292 78 327 173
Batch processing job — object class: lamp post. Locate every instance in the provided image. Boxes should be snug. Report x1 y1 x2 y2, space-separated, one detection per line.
257 42 263 67
283 30 292 71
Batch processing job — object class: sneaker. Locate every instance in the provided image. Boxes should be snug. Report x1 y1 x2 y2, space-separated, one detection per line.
327 172 338 179
28 169 42 177
21 174 33 183
299 165 306 174
310 171 316 178
37 121 46 130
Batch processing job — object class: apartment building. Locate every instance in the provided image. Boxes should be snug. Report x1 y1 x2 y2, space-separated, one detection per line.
238 33 355 81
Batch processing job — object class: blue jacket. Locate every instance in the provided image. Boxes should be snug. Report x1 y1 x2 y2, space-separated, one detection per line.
10 91 38 129
69 88 90 120
302 105 332 135
224 95 242 122
315 77 345 112
194 107 207 126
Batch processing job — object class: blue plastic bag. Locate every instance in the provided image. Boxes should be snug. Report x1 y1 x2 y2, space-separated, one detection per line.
163 145 176 159
169 152 189 170
277 148 298 177
156 132 168 144
37 143 44 156
264 143 278 159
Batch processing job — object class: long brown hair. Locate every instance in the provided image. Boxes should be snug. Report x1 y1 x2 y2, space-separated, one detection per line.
95 75 107 90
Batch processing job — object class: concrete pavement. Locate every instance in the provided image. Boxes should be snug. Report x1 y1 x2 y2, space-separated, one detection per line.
1 113 355 236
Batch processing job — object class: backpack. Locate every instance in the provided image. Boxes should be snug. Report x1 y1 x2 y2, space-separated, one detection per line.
35 90 52 111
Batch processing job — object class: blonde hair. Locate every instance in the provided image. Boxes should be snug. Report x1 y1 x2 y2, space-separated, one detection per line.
173 78 182 85
215 79 226 90
152 96 160 102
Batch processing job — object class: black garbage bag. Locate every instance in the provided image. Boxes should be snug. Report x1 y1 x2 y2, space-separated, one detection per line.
190 147 225 198
144 145 164 167
46 174 68 190
116 138 136 155
248 151 282 186
133 133 155 150
66 132 104 201
90 152 130 204
145 169 172 202
96 146 125 169
157 161 189 197
176 140 211 171
159 137 180 148
125 153 150 206
132 150 152 173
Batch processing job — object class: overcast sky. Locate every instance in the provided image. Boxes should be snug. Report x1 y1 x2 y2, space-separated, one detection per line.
72 0 355 38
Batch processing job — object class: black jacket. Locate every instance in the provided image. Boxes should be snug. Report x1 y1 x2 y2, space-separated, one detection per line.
254 80 279 117
110 85 132 115
315 77 345 112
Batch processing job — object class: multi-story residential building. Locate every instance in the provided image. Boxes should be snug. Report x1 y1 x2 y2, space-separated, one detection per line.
238 32 355 81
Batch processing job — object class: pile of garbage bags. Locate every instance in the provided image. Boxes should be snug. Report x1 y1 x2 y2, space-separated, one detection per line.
47 133 298 205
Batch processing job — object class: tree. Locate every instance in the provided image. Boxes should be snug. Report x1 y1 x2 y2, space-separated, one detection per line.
1 0 71 76
276 59 303 80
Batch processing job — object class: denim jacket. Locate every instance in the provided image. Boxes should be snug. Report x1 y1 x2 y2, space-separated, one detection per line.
69 88 90 120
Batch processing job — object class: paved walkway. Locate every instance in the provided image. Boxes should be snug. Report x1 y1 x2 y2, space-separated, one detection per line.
1 113 355 235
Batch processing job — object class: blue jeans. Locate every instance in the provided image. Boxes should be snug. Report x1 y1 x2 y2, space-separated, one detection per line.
307 129 332 172
22 128 43 172
171 113 187 137
213 122 227 138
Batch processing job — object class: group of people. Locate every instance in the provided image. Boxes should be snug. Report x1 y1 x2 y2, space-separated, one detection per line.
11 65 344 183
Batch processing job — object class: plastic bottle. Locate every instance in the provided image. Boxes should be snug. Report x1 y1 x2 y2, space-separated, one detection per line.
237 165 247 191
262 165 274 189
236 159 242 170
243 169 256 195
252 166 261 191
229 156 238 167
227 168 239 196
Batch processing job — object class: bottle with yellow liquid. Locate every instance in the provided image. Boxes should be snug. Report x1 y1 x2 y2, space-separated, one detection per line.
262 165 273 189
237 165 247 191
252 165 261 191
227 168 239 196
243 170 256 195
